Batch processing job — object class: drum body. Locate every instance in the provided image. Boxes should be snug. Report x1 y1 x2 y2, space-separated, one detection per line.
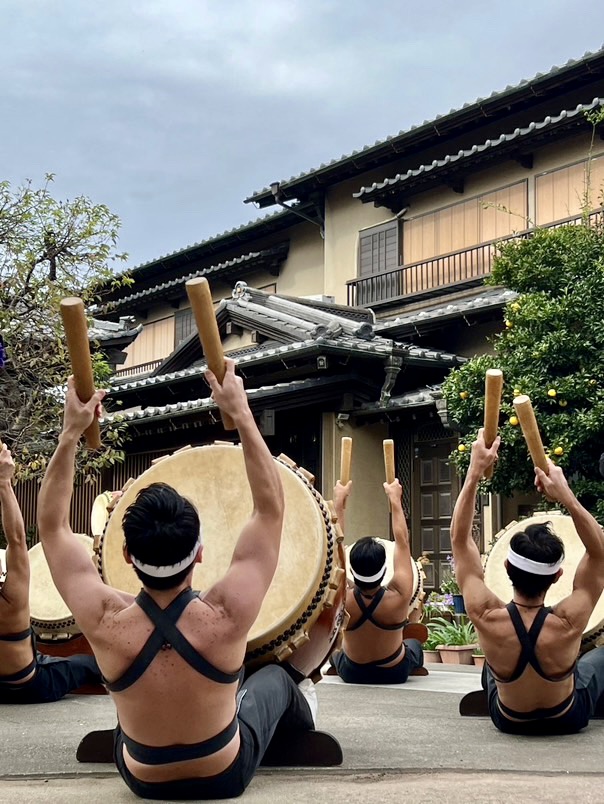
344 537 423 613
98 445 346 677
484 512 604 652
28 534 94 638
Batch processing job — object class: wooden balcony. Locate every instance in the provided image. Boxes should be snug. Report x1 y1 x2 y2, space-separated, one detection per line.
113 359 164 379
347 209 603 309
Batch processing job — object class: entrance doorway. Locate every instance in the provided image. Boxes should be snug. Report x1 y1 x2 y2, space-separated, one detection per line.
412 439 459 591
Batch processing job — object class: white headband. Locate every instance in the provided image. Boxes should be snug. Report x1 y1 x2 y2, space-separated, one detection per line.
130 536 202 579
351 562 387 584
507 547 563 576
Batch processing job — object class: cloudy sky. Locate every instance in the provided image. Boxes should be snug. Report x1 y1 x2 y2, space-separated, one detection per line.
2 1 603 268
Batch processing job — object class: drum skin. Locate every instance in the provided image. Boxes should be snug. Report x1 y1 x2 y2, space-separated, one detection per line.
344 538 423 612
484 512 604 651
99 445 346 676
28 534 94 636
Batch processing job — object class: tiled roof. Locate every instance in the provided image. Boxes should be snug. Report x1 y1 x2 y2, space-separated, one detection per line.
104 377 342 424
246 46 604 204
358 387 438 413
110 282 463 394
354 98 604 201
89 317 142 342
376 288 518 334
101 245 288 314
129 209 290 273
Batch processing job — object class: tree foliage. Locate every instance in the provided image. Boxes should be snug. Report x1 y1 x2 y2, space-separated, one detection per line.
0 175 130 482
442 220 604 519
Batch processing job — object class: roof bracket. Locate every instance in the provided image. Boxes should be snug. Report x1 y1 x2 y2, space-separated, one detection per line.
269 184 325 238
445 177 465 194
514 152 534 170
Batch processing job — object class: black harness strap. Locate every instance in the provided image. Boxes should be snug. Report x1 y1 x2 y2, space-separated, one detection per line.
347 587 407 632
121 714 239 765
0 627 33 642
0 629 37 683
346 587 386 632
502 602 575 683
105 588 241 693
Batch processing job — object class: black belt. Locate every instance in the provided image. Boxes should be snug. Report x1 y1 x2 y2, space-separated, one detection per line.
121 714 239 765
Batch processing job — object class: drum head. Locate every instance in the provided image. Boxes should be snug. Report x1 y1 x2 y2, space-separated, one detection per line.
344 538 421 608
484 512 604 640
99 445 328 652
29 534 93 632
91 491 114 538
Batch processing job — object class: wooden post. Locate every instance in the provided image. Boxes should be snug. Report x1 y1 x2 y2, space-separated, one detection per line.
59 298 101 450
185 278 236 431
483 369 503 479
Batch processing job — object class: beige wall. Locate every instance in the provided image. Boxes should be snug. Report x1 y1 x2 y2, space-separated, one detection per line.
122 303 176 368
319 132 604 302
322 413 391 545
275 222 325 298
324 173 397 304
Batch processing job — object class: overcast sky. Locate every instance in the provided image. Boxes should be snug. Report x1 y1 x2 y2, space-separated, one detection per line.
1 1 603 269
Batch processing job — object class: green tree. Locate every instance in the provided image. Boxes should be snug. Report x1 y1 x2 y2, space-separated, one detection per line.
0 175 130 482
442 220 604 520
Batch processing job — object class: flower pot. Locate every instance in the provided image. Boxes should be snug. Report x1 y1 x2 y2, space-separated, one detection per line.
437 644 478 665
423 649 442 663
452 594 466 615
472 654 485 669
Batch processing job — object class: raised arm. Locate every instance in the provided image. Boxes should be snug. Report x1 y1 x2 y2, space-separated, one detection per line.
451 429 502 618
333 480 352 536
37 378 124 632
384 479 413 602
204 359 284 632
0 446 29 607
536 461 604 624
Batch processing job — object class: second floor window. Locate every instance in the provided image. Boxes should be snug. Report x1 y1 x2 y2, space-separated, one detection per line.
358 219 399 277
174 308 194 347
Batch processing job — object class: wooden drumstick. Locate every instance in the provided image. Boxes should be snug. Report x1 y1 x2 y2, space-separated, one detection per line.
513 394 549 474
185 278 235 431
483 369 503 480
340 437 352 485
383 439 395 512
59 297 102 450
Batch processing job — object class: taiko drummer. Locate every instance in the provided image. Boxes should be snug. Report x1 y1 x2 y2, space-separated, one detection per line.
37 361 317 801
0 445 101 703
452 429 604 735
328 478 426 684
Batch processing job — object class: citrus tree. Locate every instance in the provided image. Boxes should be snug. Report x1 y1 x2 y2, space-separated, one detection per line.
0 175 130 483
442 220 604 519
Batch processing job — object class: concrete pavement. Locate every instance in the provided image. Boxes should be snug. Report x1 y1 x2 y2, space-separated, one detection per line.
2 664 603 802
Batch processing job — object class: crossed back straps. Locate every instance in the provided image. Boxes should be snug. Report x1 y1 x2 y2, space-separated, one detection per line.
105 587 242 693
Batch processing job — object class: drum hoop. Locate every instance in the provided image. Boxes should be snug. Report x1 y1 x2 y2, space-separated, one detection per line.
485 512 604 652
29 536 90 633
97 452 337 661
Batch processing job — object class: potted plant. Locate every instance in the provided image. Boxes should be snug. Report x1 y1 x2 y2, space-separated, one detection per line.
422 591 454 625
440 555 465 614
422 631 443 663
472 645 485 669
427 617 478 665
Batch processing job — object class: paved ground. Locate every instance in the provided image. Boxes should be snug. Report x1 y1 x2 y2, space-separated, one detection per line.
2 664 603 802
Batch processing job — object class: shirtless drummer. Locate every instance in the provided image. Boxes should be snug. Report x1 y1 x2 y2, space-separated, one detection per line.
37 362 317 800
0 445 101 703
327 478 425 684
452 428 604 734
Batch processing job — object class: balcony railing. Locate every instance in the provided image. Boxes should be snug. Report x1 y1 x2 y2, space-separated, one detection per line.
113 359 164 379
347 209 603 308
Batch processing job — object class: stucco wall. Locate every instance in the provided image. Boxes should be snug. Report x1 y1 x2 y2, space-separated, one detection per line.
322 413 391 545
